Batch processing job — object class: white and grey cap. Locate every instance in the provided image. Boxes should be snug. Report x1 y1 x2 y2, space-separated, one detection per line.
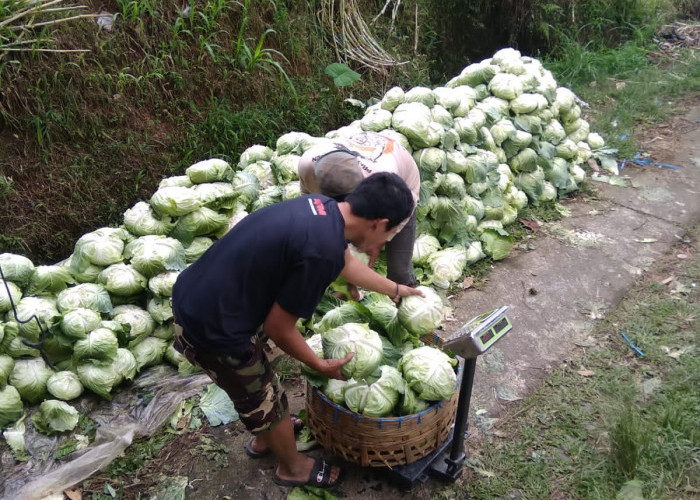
313 148 364 199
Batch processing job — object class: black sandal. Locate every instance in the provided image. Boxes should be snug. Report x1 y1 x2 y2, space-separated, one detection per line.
272 457 342 488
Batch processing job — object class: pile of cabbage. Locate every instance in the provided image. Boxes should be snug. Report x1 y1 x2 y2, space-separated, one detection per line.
0 48 612 433
302 287 459 417
332 48 611 285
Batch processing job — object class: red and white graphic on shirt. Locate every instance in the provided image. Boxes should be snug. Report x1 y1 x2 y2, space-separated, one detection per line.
308 197 327 216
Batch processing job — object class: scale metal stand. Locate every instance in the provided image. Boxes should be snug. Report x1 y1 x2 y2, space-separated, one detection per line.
382 306 513 491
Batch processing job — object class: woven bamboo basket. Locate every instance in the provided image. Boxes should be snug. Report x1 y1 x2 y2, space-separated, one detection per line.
305 339 461 468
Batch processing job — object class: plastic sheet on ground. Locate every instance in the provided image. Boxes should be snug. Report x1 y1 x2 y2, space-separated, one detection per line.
1 366 210 500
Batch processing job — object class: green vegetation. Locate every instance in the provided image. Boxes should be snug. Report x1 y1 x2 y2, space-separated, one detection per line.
414 0 698 81
545 24 700 158
0 0 405 263
0 2 697 499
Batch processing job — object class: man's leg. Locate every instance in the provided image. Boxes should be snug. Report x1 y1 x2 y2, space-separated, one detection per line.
174 327 340 485
256 415 341 485
385 211 418 287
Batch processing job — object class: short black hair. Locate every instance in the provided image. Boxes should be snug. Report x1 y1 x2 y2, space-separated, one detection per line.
345 172 413 230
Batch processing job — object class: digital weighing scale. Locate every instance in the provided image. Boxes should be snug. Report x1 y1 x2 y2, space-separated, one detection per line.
382 305 513 491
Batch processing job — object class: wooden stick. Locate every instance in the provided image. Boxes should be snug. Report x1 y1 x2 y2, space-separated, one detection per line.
414 2 418 54
0 2 89 29
8 14 99 31
1 48 90 52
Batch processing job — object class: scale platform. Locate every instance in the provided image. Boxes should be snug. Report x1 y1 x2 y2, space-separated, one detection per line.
382 306 513 491
443 305 512 358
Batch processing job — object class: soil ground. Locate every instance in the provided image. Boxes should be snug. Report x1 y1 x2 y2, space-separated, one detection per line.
3 97 698 500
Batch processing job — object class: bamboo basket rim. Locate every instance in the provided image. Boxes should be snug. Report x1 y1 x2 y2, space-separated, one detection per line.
307 356 462 426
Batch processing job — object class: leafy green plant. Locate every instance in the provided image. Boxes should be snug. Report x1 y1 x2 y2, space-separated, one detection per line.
114 0 156 23
228 0 296 97
0 233 25 252
198 32 223 63
0 174 14 199
194 0 232 33
324 62 361 87
236 28 295 95
610 406 650 479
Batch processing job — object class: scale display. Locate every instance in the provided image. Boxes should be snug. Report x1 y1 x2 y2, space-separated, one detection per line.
443 306 512 359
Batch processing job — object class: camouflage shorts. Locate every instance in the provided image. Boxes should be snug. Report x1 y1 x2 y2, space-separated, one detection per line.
173 325 288 435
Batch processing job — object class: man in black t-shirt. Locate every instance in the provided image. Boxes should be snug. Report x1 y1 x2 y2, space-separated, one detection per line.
172 172 422 489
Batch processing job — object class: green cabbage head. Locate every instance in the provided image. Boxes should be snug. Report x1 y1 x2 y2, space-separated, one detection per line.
0 253 35 287
412 234 441 266
76 361 120 400
31 399 79 435
186 158 233 184
313 303 368 333
344 365 405 417
150 186 202 217
130 336 168 371
0 385 23 429
111 304 156 347
9 358 53 404
26 265 75 296
0 281 22 314
123 201 175 236
97 263 147 296
46 371 84 401
124 235 186 278
397 286 444 335
56 283 113 314
0 355 13 388
10 296 59 342
60 307 101 340
398 346 458 401
322 323 382 380
322 378 351 405
114 348 138 383
73 327 119 363
398 383 430 415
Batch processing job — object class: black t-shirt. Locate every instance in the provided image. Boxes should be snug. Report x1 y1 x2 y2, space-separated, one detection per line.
172 195 347 353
